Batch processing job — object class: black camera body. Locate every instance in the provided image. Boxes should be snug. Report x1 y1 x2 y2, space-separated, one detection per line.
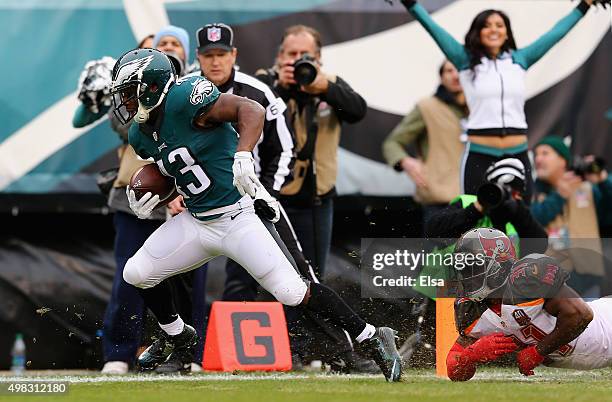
293 54 318 86
572 156 606 179
477 182 512 210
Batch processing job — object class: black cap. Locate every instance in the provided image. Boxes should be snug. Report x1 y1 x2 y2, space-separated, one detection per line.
197 23 234 53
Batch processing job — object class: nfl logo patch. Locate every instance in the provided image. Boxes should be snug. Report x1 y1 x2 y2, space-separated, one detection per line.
207 27 221 42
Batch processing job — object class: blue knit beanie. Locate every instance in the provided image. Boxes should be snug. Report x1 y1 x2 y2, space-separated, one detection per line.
153 25 190 64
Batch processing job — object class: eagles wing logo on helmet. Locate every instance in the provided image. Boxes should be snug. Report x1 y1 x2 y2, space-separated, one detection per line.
113 55 155 87
478 233 516 263
189 78 214 105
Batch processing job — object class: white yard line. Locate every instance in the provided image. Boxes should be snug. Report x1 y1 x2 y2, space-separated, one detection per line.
0 368 610 384
0 373 381 384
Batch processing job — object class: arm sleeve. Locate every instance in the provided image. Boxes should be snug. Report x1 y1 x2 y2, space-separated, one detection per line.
425 200 484 238
72 103 108 128
382 107 426 168
512 3 589 70
323 76 367 124
506 254 570 302
530 191 566 226
408 3 470 70
257 98 295 196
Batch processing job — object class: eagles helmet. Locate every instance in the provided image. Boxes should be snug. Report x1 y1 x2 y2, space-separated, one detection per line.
453 228 517 301
110 48 176 124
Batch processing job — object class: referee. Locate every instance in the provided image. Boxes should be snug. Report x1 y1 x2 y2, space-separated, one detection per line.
190 23 361 370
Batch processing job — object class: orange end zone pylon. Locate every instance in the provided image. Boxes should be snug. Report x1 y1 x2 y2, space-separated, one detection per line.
436 297 458 378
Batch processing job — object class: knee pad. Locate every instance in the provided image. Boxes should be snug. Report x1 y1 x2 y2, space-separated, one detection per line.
272 277 308 307
123 254 153 289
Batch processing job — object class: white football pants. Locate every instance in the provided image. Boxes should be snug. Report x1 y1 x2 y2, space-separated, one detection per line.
123 195 308 306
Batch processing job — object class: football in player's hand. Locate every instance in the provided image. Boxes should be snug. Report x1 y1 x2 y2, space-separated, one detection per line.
130 163 176 206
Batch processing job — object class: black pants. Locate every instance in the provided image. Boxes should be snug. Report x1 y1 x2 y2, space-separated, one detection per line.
284 198 334 278
222 206 352 361
461 146 533 204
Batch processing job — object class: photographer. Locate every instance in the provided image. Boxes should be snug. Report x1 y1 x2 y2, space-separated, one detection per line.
256 25 367 277
425 158 548 257
531 136 612 296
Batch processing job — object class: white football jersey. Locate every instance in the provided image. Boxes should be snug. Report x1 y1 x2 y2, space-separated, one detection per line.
455 254 612 370
465 298 612 369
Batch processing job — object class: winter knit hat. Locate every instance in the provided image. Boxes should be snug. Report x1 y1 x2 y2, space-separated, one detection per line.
153 25 190 64
536 136 572 165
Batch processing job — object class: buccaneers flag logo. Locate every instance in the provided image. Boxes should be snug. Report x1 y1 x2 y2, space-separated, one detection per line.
478 234 516 263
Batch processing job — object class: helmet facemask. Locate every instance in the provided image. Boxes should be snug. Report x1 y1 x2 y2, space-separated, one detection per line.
456 248 512 301
111 80 143 124
453 228 517 301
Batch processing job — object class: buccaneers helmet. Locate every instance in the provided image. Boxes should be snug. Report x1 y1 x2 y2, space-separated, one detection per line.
110 48 176 124
453 228 517 301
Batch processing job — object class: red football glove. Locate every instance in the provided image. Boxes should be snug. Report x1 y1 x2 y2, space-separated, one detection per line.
464 333 518 363
516 345 545 376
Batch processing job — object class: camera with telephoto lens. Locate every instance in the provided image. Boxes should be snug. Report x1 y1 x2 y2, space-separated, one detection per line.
477 182 512 210
571 156 606 179
293 54 318 86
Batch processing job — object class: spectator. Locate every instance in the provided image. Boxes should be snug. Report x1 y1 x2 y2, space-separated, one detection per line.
382 60 467 227
137 34 154 49
153 25 190 71
256 25 367 277
531 136 612 297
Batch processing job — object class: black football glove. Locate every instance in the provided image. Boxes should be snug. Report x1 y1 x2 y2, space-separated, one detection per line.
254 198 278 222
253 186 280 223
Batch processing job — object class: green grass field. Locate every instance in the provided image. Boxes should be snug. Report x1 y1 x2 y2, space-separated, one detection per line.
2 367 612 402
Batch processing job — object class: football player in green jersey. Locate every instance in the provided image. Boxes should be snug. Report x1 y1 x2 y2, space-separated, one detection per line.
110 49 403 381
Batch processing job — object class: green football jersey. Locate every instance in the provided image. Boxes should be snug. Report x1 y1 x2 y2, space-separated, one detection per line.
128 75 242 216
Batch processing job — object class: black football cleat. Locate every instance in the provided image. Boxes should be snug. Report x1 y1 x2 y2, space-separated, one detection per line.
327 351 381 375
359 327 402 382
138 331 172 371
154 324 198 374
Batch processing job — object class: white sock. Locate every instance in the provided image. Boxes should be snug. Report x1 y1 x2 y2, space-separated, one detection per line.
159 315 185 336
355 323 376 343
